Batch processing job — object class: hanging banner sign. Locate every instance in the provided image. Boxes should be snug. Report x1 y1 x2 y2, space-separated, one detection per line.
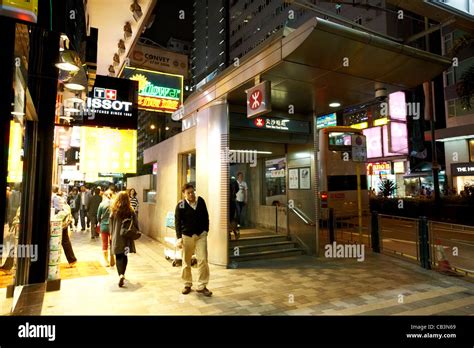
81 75 138 129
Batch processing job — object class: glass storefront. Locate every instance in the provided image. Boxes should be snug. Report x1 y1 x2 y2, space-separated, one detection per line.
1 23 30 297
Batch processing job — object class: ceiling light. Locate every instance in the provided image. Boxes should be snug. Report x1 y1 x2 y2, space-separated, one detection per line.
329 102 341 108
64 107 80 113
118 39 126 54
64 67 87 91
124 22 132 40
66 97 84 104
113 53 120 65
150 124 156 130
130 0 143 22
55 50 81 72
165 127 169 130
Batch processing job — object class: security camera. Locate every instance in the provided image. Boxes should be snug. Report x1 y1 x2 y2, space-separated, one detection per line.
374 82 387 101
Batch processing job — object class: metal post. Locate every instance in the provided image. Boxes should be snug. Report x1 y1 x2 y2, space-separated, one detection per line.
371 211 380 253
313 117 320 256
275 204 278 234
356 162 363 243
328 208 335 243
418 216 431 269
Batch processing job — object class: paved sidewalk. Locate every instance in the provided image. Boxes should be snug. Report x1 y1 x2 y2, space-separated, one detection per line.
3 229 474 315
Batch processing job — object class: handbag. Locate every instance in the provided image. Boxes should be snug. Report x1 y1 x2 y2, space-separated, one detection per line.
120 215 141 240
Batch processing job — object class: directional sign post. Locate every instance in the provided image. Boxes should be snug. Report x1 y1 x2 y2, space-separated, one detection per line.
246 81 271 119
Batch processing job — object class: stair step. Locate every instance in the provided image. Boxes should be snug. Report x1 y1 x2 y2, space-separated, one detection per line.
229 248 305 262
229 241 298 253
229 235 288 246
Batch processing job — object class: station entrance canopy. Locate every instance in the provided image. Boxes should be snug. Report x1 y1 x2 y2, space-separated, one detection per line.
175 17 452 120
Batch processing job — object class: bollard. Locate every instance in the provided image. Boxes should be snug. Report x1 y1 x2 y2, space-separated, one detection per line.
418 216 431 270
328 208 335 243
371 211 380 253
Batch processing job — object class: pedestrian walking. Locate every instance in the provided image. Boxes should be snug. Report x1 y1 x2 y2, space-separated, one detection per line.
97 190 114 267
175 183 212 297
128 188 139 218
110 191 139 288
79 185 91 231
88 187 102 239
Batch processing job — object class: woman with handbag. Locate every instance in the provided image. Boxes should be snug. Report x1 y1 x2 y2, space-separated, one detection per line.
109 191 140 287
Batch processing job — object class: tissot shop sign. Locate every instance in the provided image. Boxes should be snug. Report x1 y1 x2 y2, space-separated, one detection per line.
83 75 138 129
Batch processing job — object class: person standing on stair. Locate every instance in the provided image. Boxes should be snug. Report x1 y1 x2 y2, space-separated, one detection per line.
175 183 212 297
235 172 248 228
97 190 114 267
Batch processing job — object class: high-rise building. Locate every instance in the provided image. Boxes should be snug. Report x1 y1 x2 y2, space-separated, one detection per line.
192 0 429 88
433 26 474 194
192 0 229 88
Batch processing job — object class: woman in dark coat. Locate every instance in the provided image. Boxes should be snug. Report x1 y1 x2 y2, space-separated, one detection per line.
109 191 138 287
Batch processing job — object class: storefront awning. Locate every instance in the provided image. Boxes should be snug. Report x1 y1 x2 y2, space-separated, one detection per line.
179 17 452 119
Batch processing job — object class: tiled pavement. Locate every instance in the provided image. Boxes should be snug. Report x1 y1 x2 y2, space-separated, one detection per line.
2 228 474 315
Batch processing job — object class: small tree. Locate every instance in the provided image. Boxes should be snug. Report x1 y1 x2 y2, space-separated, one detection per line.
378 179 397 198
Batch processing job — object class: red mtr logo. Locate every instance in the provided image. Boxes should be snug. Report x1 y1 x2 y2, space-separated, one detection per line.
249 89 263 110
254 118 264 127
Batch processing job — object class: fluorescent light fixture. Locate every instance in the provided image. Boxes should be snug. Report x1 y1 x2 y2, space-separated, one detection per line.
329 102 341 108
230 150 272 154
350 122 368 129
373 117 388 126
436 135 474 142
11 111 25 116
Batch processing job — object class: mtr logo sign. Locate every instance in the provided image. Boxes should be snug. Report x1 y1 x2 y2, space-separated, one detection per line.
94 88 117 101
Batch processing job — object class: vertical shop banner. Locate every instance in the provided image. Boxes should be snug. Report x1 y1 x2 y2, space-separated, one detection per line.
82 75 138 129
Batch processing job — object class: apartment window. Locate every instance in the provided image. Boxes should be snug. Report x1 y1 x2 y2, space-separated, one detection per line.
447 98 474 118
443 33 453 56
469 140 474 162
445 67 455 86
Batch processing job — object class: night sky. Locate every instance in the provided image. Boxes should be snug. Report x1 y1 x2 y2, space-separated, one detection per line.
142 0 193 46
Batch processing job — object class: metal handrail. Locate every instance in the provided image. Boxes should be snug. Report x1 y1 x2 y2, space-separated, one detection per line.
289 206 316 226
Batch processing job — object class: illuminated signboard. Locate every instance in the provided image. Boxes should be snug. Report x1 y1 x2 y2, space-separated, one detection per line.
367 162 391 175
81 75 138 129
80 127 137 174
317 113 337 129
0 0 38 23
125 67 183 113
246 81 271 119
8 121 23 182
363 127 383 158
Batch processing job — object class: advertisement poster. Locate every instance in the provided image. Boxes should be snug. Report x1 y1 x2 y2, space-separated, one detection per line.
289 169 299 189
299 167 311 189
